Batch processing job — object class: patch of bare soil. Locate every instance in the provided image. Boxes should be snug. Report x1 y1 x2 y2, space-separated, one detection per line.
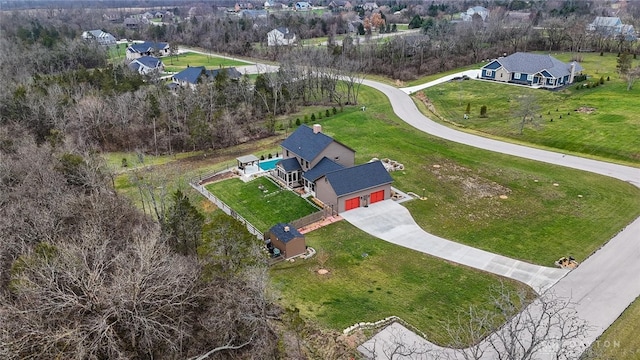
575 106 596 114
199 170 236 185
429 161 512 199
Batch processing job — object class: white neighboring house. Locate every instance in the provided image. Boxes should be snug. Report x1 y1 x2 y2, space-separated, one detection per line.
295 2 311 11
128 56 164 76
460 6 489 22
267 27 297 46
81 30 117 45
362 2 378 11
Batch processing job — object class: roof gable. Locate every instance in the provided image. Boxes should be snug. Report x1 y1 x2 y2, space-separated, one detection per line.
135 56 162 68
173 66 205 84
129 41 169 53
303 157 344 182
277 157 302 172
270 223 304 243
483 60 501 70
281 125 336 163
324 160 393 197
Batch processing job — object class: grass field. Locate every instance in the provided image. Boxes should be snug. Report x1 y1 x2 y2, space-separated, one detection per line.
583 296 640 359
205 177 320 233
306 86 640 266
270 221 531 345
418 52 640 165
163 52 251 72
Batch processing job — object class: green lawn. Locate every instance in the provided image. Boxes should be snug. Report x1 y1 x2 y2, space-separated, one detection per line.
307 86 640 266
163 52 251 72
270 221 531 346
107 44 127 62
583 296 640 359
418 52 640 165
205 177 319 232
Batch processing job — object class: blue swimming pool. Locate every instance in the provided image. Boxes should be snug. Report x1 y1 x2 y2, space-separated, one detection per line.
259 157 281 171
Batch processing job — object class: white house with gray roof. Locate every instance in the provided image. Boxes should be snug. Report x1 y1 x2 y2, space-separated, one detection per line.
460 6 489 21
81 30 116 45
587 16 636 41
480 52 583 89
267 27 297 46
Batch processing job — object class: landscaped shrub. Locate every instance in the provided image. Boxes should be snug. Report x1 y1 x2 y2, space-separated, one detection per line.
326 109 331 118
466 102 471 114
607 76 610 81
121 158 128 167
260 155 265 160
480 105 487 117
268 153 272 159
332 107 337 115
310 113 315 122
295 118 301 126
599 76 604 84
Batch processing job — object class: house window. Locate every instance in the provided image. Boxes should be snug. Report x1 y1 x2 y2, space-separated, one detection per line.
334 156 339 161
286 150 289 157
527 74 533 81
486 70 493 77
500 73 503 78
305 160 309 168
514 72 521 79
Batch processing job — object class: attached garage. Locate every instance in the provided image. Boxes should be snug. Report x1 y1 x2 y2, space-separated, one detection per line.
315 161 394 213
345 196 360 210
370 189 385 204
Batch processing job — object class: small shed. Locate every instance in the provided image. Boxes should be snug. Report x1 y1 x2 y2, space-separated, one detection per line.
269 223 306 259
237 154 259 173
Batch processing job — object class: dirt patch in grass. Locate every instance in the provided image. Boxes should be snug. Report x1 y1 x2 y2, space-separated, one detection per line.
428 161 512 199
200 170 237 185
575 106 596 114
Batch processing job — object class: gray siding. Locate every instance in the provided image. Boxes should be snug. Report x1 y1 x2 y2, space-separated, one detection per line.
311 141 355 168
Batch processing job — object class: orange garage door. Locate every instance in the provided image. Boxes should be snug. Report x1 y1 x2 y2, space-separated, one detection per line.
344 197 360 211
370 190 385 204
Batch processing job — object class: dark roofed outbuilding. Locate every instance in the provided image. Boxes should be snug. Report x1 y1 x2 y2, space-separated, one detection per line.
268 223 306 259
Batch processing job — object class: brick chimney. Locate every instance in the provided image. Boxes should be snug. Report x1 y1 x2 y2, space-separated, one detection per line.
313 124 322 134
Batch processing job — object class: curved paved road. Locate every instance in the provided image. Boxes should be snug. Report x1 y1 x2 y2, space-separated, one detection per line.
356 76 640 358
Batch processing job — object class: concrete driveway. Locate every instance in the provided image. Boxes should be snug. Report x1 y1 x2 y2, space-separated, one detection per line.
341 200 568 293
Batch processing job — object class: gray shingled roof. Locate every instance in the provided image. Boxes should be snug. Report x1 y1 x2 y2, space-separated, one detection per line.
270 223 304 243
324 160 393 197
302 157 344 182
277 157 301 172
281 125 335 163
492 52 583 79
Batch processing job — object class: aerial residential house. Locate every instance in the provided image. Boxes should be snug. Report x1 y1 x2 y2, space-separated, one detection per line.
588 16 636 40
362 2 378 11
268 223 306 259
328 0 353 11
480 52 583 89
170 66 243 90
274 124 393 213
128 56 164 75
81 30 116 45
295 2 311 11
126 41 170 60
124 17 141 29
460 6 489 21
267 27 297 46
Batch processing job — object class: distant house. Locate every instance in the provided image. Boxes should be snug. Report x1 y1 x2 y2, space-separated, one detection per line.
126 41 170 60
505 11 534 23
328 0 352 11
128 56 164 75
295 1 311 11
170 66 243 89
480 52 583 89
588 16 636 40
362 2 378 11
81 30 116 45
267 27 296 46
274 124 393 213
268 223 306 259
124 17 141 29
460 6 489 21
